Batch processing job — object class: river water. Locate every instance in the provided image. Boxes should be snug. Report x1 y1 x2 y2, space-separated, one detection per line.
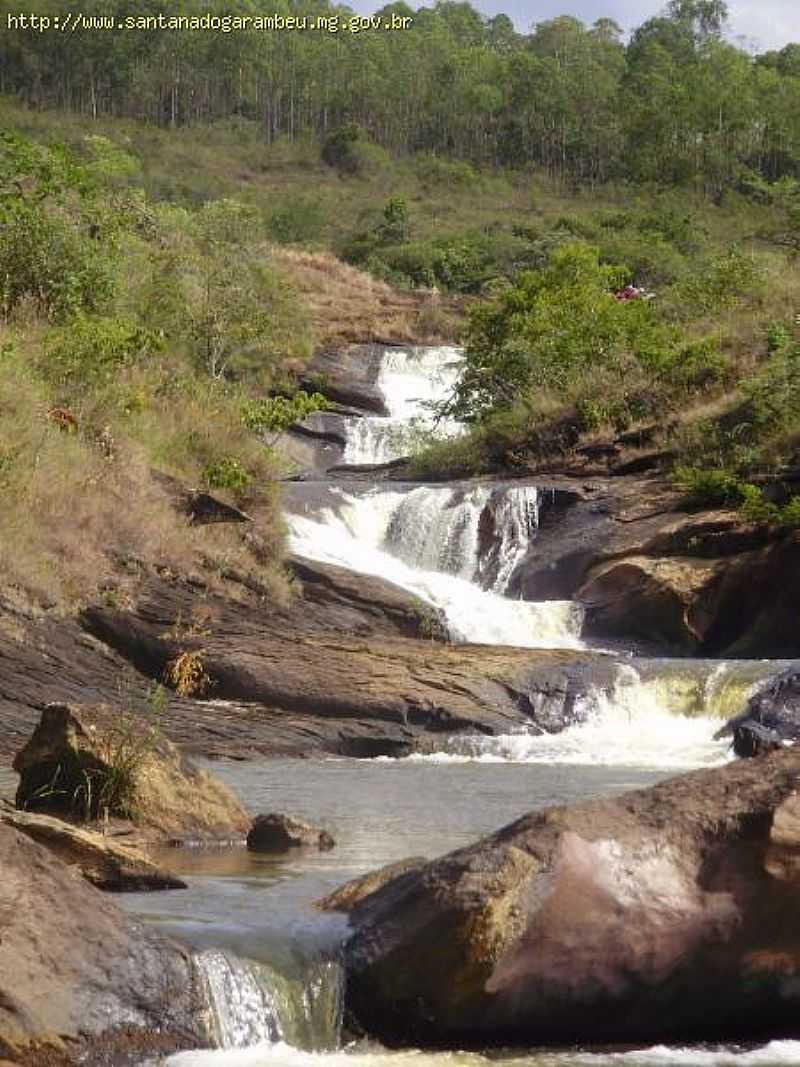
116 346 797 1066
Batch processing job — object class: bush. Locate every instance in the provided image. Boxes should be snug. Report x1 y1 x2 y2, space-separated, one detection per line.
42 315 162 388
0 204 116 321
268 198 326 244
321 124 367 175
674 466 750 508
203 456 254 494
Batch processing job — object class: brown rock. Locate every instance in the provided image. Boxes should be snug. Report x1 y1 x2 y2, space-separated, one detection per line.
317 858 426 912
13 703 250 841
340 750 800 1047
0 823 204 1058
247 813 335 853
0 805 186 891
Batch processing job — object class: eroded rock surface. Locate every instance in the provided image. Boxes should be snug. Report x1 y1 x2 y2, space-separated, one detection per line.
340 750 800 1047
0 804 186 891
0 823 204 1060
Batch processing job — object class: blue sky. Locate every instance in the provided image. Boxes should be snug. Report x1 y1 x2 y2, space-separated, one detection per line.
354 0 797 52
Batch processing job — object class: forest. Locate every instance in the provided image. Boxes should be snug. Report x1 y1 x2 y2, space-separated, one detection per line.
1 0 800 609
1 0 800 193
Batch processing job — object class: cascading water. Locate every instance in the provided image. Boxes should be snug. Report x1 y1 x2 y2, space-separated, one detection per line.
148 344 796 1067
288 485 583 649
394 658 789 770
342 346 463 465
195 949 344 1054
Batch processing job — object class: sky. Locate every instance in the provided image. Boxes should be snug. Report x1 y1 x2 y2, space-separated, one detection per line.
354 0 798 52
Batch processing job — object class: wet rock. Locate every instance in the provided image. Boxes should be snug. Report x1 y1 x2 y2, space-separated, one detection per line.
288 555 448 642
340 750 800 1047
317 857 426 912
247 813 335 853
0 822 204 1060
0 804 186 891
715 666 800 757
13 702 250 841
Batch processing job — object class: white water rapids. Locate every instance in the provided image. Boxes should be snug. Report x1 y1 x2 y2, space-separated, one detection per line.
342 346 463 464
288 485 583 649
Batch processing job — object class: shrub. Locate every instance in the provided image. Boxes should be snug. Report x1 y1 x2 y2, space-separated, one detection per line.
241 392 329 440
0 204 116 321
321 124 363 175
674 465 749 507
203 456 254 494
41 315 162 388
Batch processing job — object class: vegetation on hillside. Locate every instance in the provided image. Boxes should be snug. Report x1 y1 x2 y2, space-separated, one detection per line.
0 0 799 592
2 0 800 196
0 130 321 606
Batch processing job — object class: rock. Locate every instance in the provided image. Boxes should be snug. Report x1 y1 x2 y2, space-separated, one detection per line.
299 345 389 415
151 470 251 525
0 558 619 764
288 555 448 642
0 822 204 1060
715 666 800 758
339 750 800 1047
577 555 724 653
247 813 335 853
13 703 251 841
317 858 426 912
0 804 186 892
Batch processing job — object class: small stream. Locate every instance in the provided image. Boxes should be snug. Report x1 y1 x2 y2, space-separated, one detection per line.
119 345 796 1065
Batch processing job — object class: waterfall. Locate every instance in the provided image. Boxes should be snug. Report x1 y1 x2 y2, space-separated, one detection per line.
342 346 463 465
288 485 583 649
396 659 790 771
382 484 538 592
195 950 343 1053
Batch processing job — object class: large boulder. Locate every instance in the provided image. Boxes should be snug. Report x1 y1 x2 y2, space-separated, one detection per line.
339 750 800 1047
0 822 205 1061
715 665 800 757
13 703 250 841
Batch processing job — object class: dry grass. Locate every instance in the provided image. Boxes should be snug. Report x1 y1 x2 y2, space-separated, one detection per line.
271 246 463 347
0 341 290 611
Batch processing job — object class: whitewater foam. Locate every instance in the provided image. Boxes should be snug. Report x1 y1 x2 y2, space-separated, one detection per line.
342 347 463 465
288 491 582 650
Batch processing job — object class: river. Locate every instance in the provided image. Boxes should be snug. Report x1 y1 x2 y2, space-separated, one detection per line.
111 345 796 1066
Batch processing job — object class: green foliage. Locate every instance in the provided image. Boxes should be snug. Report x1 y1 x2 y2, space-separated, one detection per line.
268 198 326 244
0 201 115 321
321 124 364 175
675 465 800 529
241 392 330 438
677 246 763 312
203 456 254 493
42 315 162 387
449 242 672 420
674 464 749 506
376 198 410 244
740 342 800 435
